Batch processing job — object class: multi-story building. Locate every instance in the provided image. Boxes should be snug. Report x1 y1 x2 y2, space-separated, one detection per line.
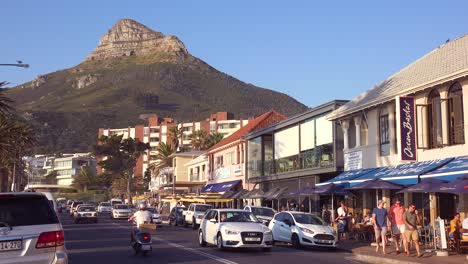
244 101 347 212
98 112 249 177
326 34 468 220
177 112 249 151
98 116 176 177
202 111 288 207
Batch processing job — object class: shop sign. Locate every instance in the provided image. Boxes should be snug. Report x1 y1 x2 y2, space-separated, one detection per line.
399 96 417 161
344 150 362 171
216 167 231 179
234 164 242 176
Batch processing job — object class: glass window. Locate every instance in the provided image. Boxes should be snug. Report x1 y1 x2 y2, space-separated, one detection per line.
292 213 324 225
360 118 368 146
263 136 274 175
448 82 464 145
428 89 443 148
315 116 333 146
348 119 356 148
274 126 299 159
379 113 390 156
247 137 262 178
300 119 315 151
225 152 234 165
0 195 59 227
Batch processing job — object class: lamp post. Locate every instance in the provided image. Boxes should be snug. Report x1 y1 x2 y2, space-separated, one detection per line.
0 63 29 68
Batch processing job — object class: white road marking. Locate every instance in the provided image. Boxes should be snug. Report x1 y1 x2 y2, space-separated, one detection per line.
109 221 239 264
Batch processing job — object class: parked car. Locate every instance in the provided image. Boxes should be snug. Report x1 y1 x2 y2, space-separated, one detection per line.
74 205 98 224
268 211 337 249
184 203 212 229
66 200 74 212
147 207 162 225
198 209 272 251
110 198 123 207
69 201 84 216
169 207 185 226
244 206 275 226
0 192 68 263
111 204 133 219
97 202 112 214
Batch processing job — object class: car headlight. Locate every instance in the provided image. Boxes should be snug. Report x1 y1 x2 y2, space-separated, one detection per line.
264 230 272 235
300 227 314 234
224 229 240 235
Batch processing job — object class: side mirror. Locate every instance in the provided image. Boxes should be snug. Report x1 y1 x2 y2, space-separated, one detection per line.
209 218 217 223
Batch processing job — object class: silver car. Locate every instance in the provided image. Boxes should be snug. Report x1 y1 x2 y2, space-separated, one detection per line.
0 192 68 264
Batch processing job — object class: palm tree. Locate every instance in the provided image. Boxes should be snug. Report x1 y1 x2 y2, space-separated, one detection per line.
206 132 224 149
148 142 175 176
189 129 208 150
168 126 183 151
0 82 13 115
72 167 94 192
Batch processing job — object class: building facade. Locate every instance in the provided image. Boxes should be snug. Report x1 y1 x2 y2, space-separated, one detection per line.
52 153 97 186
204 111 288 198
327 34 468 220
245 101 348 212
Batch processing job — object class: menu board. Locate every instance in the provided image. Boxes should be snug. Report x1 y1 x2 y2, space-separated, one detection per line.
435 218 447 249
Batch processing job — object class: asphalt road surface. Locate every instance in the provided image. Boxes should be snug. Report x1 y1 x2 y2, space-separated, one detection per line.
60 213 362 264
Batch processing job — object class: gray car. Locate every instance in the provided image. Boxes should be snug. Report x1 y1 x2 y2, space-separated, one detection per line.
0 192 68 264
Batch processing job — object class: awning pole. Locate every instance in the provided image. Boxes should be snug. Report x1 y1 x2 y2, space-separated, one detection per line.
332 194 334 221
309 196 312 213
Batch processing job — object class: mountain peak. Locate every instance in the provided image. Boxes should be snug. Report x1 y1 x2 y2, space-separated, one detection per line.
85 19 188 61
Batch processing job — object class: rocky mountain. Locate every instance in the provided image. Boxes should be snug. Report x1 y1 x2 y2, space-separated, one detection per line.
5 19 308 153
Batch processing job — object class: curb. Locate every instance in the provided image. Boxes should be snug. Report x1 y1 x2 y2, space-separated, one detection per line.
352 254 421 264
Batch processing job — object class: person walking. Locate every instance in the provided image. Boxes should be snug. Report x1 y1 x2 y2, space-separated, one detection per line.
389 199 407 254
372 200 389 255
322 204 332 226
403 204 422 257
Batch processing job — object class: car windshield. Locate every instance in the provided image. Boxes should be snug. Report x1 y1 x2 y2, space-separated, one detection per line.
0 195 59 226
292 214 324 225
219 211 258 223
114 205 130 209
147 208 158 214
100 202 110 206
251 207 275 217
78 207 95 212
195 205 211 212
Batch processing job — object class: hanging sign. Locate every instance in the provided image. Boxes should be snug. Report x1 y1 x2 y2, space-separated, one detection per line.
399 96 417 161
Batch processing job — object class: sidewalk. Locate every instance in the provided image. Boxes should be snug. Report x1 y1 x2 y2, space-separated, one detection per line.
339 239 467 264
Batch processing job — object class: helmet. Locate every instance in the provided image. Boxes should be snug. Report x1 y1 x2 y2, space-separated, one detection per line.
138 203 147 210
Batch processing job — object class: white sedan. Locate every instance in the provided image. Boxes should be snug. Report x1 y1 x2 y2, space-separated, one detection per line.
268 211 338 248
147 207 162 225
198 209 273 251
111 204 133 219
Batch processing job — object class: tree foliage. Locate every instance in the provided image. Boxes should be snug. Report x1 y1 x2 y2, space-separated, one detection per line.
93 135 149 203
72 166 95 192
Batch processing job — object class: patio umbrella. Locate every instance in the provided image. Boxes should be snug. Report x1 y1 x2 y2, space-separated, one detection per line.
397 178 447 193
346 179 403 214
431 175 468 194
313 183 351 220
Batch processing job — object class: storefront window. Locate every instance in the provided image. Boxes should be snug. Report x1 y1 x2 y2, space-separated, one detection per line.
263 136 274 175
448 82 464 145
379 113 390 156
247 137 262 178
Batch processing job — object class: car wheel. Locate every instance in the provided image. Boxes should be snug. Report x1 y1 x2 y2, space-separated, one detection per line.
217 234 224 250
291 234 301 249
192 218 197 230
199 231 207 247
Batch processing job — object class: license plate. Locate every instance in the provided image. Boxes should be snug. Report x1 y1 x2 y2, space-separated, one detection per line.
85 213 92 216
141 245 151 250
0 240 22 252
245 237 261 241
317 239 332 244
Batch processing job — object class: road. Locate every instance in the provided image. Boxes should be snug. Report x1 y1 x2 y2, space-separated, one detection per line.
60 213 362 264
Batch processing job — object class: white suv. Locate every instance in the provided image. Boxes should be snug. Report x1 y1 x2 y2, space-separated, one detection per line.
184 203 212 229
97 202 112 214
0 192 68 264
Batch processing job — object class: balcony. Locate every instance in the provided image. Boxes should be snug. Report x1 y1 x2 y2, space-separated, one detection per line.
190 172 200 181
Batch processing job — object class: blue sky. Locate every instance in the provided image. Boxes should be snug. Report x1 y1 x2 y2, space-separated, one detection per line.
1 0 467 107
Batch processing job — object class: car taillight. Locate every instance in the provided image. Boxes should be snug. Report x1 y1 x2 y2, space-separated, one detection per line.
36 230 64 248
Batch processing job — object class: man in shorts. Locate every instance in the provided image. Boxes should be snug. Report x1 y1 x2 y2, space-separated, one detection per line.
389 199 407 254
372 200 389 255
403 204 422 257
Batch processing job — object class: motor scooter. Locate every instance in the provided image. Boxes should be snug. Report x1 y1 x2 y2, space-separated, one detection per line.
130 220 153 256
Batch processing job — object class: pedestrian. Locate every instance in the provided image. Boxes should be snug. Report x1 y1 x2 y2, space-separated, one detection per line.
372 200 389 255
388 199 407 254
322 204 332 226
403 204 422 257
336 201 349 240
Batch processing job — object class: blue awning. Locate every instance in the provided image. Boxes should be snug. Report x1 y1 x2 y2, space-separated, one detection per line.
349 158 454 186
317 168 379 186
421 156 468 182
201 180 241 193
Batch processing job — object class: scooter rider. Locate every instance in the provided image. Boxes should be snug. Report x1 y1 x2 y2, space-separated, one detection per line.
128 203 152 242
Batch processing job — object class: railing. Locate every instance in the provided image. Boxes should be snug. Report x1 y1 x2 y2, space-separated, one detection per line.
190 172 199 181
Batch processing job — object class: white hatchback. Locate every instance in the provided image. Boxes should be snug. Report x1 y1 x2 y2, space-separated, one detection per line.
198 209 272 251
268 211 337 249
0 192 68 264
